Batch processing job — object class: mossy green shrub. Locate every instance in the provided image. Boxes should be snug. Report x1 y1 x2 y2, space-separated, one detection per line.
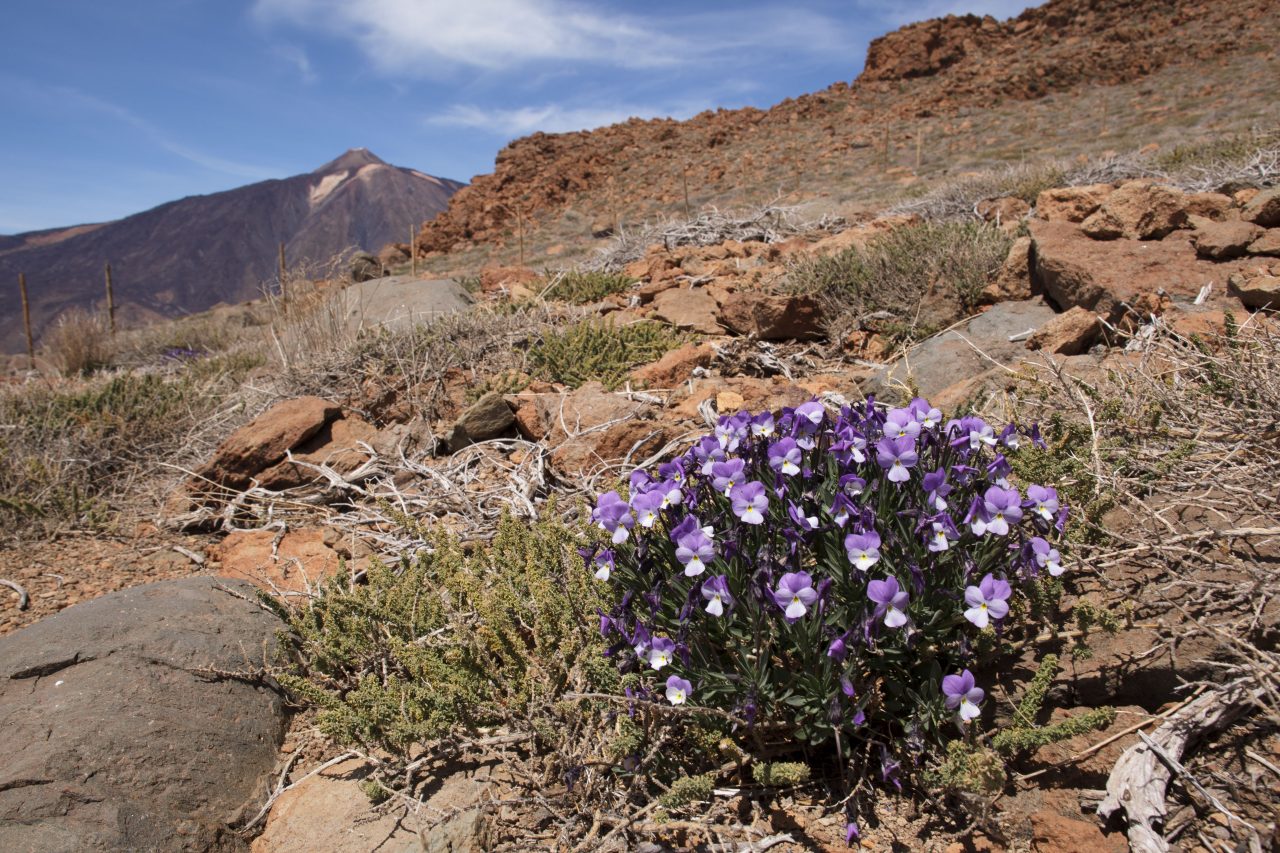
529 318 683 390
541 270 636 305
278 510 618 757
0 369 232 534
787 221 1011 343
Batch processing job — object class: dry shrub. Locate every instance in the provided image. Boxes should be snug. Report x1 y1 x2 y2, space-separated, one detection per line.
786 219 1011 344
993 315 1280 717
44 307 114 376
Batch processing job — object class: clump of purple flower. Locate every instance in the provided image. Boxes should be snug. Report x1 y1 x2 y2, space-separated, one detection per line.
588 395 1069 789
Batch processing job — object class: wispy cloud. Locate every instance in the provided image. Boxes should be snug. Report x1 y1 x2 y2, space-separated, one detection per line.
429 102 696 136
50 85 278 179
252 0 865 77
253 0 682 74
272 43 317 84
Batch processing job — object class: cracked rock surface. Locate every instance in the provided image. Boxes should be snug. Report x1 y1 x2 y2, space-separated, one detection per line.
0 577 289 852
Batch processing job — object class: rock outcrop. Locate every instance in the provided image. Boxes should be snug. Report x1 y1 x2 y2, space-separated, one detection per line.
0 577 289 852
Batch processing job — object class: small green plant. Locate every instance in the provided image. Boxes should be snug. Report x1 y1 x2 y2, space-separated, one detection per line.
752 761 811 787
529 318 683 390
541 270 636 304
926 740 1007 798
658 772 716 810
991 654 1115 754
278 509 616 759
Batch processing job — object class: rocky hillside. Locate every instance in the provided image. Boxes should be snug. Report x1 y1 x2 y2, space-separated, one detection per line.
0 149 464 353
412 0 1279 256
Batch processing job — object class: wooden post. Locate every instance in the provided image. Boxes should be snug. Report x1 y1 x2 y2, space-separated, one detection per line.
410 224 417 277
104 262 116 335
277 243 288 302
18 273 34 369
682 163 691 221
916 129 924 171
516 205 525 267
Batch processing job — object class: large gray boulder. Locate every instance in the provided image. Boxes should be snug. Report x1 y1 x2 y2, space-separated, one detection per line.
0 577 290 852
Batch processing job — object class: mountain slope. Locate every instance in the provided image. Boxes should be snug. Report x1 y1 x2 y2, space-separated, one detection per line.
413 0 1278 257
0 149 464 353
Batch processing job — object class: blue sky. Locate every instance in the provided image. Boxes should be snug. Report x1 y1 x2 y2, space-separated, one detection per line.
0 0 1033 233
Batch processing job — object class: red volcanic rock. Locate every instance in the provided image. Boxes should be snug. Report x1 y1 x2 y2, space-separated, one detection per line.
860 14 1003 82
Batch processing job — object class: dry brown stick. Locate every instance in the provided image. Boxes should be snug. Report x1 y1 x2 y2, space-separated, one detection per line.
1 578 29 610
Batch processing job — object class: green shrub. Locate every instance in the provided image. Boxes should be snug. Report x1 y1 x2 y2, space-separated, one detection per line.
0 370 226 534
278 510 616 757
529 318 683 390
541 270 636 304
990 654 1115 755
787 221 1010 343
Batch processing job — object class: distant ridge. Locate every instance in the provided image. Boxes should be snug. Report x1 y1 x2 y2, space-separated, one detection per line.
0 150 465 353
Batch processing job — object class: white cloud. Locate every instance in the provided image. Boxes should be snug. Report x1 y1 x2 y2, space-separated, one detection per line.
253 0 682 74
429 102 693 136
272 43 317 83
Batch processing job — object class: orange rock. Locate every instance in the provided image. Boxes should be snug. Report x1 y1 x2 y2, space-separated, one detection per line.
1026 306 1100 355
630 342 716 388
1035 184 1114 223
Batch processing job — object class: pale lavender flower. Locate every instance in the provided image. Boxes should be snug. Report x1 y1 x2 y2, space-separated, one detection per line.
648 637 676 670
883 408 921 441
773 571 818 619
675 525 716 577
942 669 984 721
830 493 856 527
908 397 943 430
750 411 776 438
1025 485 1060 523
768 437 803 477
701 575 732 616
711 458 746 496
970 486 1023 536
927 516 959 552
867 576 910 628
950 415 997 451
876 436 918 484
654 479 684 510
921 468 952 511
788 502 819 532
630 489 666 529
844 530 881 571
792 401 826 449
730 481 768 525
963 574 1012 629
592 491 634 544
665 675 693 705
1030 536 1064 576
593 550 615 581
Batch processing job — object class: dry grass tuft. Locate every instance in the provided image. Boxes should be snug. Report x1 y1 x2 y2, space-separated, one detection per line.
44 307 115 376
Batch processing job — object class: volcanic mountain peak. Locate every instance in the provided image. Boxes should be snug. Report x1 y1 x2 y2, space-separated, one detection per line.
314 147 387 174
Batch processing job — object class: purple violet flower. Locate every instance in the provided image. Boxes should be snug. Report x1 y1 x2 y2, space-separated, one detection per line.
867 575 910 628
665 674 693 705
883 407 921 441
767 437 803 477
750 411 776 437
844 529 881 571
1026 485 1060 523
593 550 615 581
711 458 746 496
840 474 866 497
773 571 818 619
922 468 952 511
730 481 768 525
830 493 856 527
675 525 716 577
998 422 1021 450
963 574 1012 629
908 397 943 430
592 491 634 544
787 502 819 532
1030 536 1064 576
927 516 959 552
630 489 666 529
648 637 676 670
827 632 848 661
970 485 1023 536
876 436 919 484
701 575 732 616
949 415 997 451
942 669 984 721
